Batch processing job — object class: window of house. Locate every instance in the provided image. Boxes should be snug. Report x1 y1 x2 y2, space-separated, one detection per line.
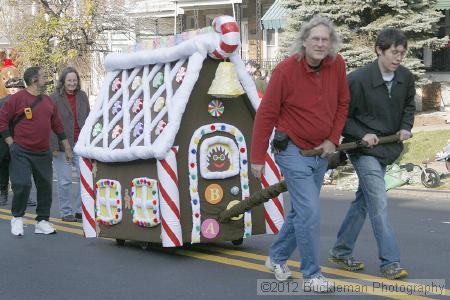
130 177 161 227
205 14 221 27
265 29 277 60
95 179 122 225
186 15 196 30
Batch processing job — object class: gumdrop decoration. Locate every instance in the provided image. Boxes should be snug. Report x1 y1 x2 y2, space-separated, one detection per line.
208 99 224 117
112 101 122 115
152 72 164 88
175 67 186 83
133 122 144 138
112 78 121 92
92 123 102 137
131 76 142 90
230 186 240 196
154 120 167 136
153 96 165 112
112 125 122 139
132 98 143 114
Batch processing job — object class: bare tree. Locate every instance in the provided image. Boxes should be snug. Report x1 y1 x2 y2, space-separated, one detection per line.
1 0 134 88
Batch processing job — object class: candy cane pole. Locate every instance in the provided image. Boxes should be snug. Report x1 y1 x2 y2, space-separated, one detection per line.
79 157 97 237
157 147 183 247
261 151 285 234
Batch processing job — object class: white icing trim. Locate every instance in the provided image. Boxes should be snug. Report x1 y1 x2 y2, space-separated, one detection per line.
75 19 259 162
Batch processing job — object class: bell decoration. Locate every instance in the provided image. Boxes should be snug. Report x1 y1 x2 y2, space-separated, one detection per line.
208 62 245 98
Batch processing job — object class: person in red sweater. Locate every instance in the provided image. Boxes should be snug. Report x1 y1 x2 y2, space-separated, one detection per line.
0 66 73 236
250 16 349 293
0 78 37 207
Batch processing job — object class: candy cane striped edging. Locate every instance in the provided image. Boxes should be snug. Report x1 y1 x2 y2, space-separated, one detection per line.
157 147 183 247
262 151 285 234
79 157 97 237
208 15 240 60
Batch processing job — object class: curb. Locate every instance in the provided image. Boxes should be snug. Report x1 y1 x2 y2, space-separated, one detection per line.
323 185 450 199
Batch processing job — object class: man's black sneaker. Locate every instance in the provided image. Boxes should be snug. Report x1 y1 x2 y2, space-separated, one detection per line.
62 215 77 222
381 262 408 279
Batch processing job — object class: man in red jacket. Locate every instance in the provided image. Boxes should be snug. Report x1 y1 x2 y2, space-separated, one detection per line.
0 67 73 236
251 15 349 292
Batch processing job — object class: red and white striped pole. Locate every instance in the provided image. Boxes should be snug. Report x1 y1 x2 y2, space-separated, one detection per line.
157 147 183 247
79 157 97 237
262 151 285 234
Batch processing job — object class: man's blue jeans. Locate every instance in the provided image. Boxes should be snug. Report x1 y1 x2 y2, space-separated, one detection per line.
269 141 328 279
53 151 81 217
330 154 400 269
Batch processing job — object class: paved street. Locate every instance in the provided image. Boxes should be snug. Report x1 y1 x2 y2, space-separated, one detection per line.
0 179 449 300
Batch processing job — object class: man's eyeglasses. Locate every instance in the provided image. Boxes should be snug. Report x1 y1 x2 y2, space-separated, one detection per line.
308 37 330 44
389 49 407 58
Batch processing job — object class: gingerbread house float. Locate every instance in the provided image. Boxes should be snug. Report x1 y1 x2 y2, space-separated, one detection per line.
74 16 285 247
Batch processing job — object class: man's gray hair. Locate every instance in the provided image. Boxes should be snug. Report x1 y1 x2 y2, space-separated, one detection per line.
289 15 342 59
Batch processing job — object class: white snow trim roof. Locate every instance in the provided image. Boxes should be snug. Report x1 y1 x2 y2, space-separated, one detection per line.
74 31 260 162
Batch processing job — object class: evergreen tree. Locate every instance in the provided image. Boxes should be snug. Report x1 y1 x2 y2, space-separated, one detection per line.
280 0 447 85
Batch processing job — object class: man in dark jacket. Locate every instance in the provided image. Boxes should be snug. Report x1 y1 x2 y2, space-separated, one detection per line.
328 28 415 280
0 78 36 207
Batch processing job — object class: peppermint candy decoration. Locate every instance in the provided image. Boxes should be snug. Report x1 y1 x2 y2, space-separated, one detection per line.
155 120 167 136
112 125 122 139
208 99 224 117
176 67 186 83
112 101 122 115
132 98 143 114
92 123 102 137
112 78 121 92
131 76 142 90
152 72 164 88
133 122 144 138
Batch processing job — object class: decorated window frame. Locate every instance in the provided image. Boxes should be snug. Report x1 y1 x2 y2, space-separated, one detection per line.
95 179 122 225
199 136 239 180
130 177 160 227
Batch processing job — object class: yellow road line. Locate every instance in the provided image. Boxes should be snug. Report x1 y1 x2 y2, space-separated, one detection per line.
175 249 434 300
0 213 443 299
202 246 450 297
0 208 83 228
0 214 84 235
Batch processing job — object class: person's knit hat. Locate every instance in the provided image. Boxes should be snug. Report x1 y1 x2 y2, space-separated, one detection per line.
5 77 25 88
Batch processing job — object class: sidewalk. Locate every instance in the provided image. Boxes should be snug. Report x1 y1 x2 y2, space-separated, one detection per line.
327 110 450 196
412 111 450 133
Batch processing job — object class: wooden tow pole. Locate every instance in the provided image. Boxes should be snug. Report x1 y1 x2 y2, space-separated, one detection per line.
219 134 400 223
